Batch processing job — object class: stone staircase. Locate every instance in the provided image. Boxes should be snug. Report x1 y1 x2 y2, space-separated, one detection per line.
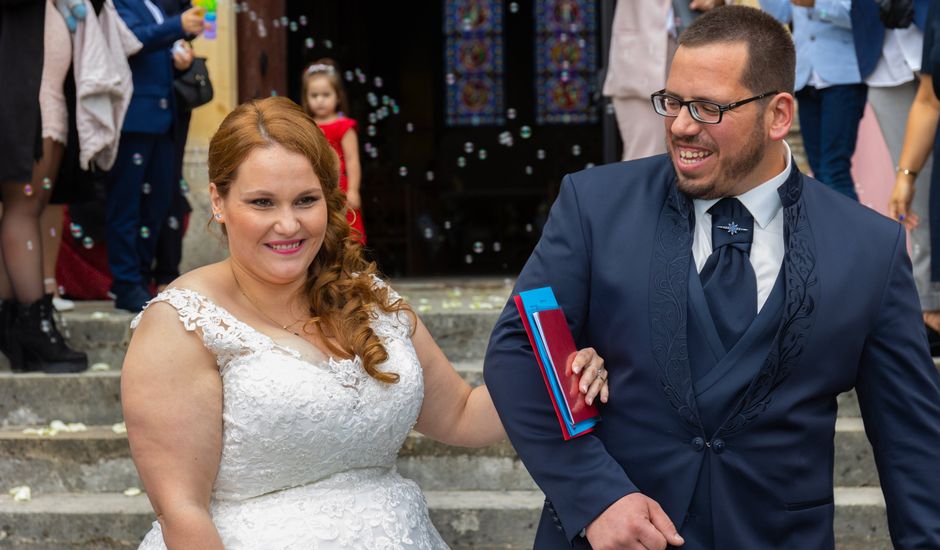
0 278 919 548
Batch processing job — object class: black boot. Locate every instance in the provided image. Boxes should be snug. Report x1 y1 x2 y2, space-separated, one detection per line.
10 295 88 373
0 299 20 371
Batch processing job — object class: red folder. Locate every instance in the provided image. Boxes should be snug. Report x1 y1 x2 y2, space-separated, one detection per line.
514 295 597 440
534 308 598 425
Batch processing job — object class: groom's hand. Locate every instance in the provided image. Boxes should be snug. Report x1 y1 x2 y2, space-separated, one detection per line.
585 493 684 549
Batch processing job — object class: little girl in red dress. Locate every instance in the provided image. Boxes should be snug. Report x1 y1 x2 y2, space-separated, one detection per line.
301 59 366 243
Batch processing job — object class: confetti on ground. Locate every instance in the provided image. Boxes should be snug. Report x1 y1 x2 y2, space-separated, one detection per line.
91 312 109 319
90 363 110 372
8 486 30 502
123 487 142 497
22 421 88 437
112 422 127 434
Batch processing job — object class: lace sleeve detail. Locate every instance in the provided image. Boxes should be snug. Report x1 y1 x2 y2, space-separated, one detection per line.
131 287 272 368
367 275 412 342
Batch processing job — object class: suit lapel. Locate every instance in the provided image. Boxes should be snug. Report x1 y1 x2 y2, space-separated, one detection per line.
649 180 705 436
713 168 819 439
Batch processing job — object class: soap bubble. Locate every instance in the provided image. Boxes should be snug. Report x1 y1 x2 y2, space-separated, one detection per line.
167 216 180 230
367 125 377 136
70 223 83 239
571 144 581 156
473 241 484 253
289 21 298 32
537 149 546 160
41 177 52 190
23 184 33 196
142 182 151 194
510 2 519 13
464 254 473 264
132 152 143 165
478 149 487 160
493 241 502 252
525 165 533 175
374 77 383 88
507 108 517 119
425 171 435 181
324 39 333 49
305 37 314 48
406 122 414 132
82 236 94 249
457 156 467 168
280 16 288 25
423 227 433 239
345 70 353 81
140 226 151 239
446 73 456 85
519 126 532 139
464 142 474 153
525 223 533 232
299 15 308 26
399 166 408 177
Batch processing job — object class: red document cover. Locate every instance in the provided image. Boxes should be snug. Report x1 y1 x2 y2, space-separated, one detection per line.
534 308 598 425
514 296 595 440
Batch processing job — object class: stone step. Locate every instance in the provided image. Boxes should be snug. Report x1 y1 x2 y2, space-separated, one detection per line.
0 488 889 549
0 418 877 494
49 289 504 368
0 361 885 428
0 362 483 427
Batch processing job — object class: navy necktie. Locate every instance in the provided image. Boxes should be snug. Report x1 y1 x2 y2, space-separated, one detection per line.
699 198 757 351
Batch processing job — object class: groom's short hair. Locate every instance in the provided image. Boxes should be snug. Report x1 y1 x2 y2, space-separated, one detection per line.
679 5 796 96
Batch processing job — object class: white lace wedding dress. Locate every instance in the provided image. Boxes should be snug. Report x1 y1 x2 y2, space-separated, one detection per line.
131 286 449 549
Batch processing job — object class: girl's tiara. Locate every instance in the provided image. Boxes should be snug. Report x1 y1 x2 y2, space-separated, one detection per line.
305 64 335 75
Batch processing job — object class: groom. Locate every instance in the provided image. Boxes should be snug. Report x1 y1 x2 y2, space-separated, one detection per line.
484 6 940 549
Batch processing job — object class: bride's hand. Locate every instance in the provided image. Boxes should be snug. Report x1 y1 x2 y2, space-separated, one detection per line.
571 347 609 406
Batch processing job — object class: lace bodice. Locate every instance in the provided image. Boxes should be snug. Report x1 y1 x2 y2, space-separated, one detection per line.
131 283 448 549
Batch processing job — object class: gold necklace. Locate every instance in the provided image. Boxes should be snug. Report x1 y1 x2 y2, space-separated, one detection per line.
231 268 306 336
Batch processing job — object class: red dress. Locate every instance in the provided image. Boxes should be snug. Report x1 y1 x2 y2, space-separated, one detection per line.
317 117 366 244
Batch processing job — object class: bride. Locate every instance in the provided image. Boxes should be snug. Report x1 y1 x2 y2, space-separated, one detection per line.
122 96 609 549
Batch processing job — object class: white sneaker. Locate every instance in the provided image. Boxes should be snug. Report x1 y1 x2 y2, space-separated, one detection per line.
52 296 75 312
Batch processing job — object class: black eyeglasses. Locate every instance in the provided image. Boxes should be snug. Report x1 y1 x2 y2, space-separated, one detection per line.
650 89 778 124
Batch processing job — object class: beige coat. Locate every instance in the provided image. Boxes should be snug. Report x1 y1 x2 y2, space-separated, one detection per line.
602 0 673 100
73 0 142 170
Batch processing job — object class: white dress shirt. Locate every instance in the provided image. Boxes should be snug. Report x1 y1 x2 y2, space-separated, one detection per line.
867 27 924 88
692 141 792 312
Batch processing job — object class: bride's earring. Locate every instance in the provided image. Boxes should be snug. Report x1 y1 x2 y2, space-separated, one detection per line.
214 212 223 222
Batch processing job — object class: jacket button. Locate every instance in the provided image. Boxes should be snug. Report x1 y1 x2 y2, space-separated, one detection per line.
159 98 169 109
691 436 705 452
711 438 725 454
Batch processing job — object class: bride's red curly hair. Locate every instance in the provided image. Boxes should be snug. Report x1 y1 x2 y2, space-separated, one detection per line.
207 96 410 383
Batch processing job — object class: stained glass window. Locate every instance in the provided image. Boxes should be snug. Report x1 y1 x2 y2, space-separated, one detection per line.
444 0 505 126
534 0 597 125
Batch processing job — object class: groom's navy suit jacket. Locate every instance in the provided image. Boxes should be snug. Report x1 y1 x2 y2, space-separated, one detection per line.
483 155 940 549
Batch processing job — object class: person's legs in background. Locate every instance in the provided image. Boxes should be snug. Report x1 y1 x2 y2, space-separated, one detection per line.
870 82 940 339
814 84 868 201
613 96 668 161
153 110 191 292
0 138 87 373
137 133 175 291
795 86 824 185
40 203 71 310
108 132 175 312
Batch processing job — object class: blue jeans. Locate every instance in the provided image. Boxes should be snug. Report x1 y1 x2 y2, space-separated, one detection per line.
795 84 868 201
106 132 174 287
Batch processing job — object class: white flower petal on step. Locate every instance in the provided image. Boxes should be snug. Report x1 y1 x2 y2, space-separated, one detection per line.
8 486 31 502
90 363 111 372
123 487 142 496
111 422 127 434
65 423 87 432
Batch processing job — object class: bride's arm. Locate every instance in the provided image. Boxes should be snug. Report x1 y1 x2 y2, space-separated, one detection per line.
121 303 225 550
412 316 607 448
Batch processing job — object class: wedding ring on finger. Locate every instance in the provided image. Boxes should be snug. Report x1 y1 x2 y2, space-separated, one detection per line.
596 367 607 382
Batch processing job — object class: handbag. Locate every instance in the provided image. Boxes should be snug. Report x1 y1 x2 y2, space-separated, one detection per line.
874 0 914 29
173 57 214 112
